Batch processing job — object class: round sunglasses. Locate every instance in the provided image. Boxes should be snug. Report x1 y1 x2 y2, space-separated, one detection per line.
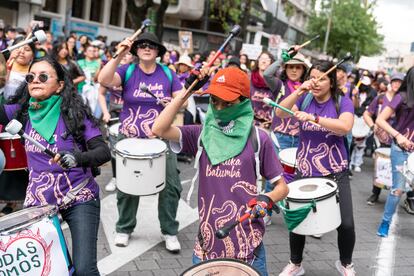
137 42 158 50
25 73 55 84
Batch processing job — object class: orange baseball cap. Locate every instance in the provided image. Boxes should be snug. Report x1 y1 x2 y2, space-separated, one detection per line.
204 67 250 102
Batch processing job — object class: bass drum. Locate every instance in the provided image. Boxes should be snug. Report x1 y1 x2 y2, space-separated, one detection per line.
181 258 260 276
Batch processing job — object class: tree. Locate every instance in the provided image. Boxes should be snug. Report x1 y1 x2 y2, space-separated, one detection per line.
126 0 170 39
307 0 384 60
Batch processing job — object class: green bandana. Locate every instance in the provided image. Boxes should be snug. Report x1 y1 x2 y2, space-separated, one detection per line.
201 99 254 165
28 95 62 144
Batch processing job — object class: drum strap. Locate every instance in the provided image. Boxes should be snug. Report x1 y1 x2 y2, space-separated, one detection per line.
186 127 262 204
61 177 91 206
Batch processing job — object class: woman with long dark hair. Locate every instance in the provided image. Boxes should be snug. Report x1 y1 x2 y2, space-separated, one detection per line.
52 41 85 85
0 56 110 275
276 60 356 276
376 67 414 236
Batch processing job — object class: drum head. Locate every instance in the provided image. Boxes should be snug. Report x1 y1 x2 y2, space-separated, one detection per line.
352 116 370 138
0 205 56 233
375 147 390 157
287 178 337 202
115 138 167 157
109 123 121 136
408 153 414 173
181 258 260 276
279 147 297 167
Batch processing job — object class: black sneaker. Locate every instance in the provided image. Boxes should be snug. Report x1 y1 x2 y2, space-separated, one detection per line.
367 194 379 205
403 199 414 215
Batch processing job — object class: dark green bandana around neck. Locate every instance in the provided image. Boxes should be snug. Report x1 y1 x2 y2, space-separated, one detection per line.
28 95 62 144
201 99 254 165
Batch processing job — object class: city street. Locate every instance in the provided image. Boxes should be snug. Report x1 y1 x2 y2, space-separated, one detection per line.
64 156 414 276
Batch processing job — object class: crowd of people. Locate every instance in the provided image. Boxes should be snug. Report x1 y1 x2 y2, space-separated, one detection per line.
0 22 413 276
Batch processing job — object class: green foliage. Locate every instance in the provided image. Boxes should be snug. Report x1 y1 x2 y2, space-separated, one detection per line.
307 0 384 60
209 0 243 32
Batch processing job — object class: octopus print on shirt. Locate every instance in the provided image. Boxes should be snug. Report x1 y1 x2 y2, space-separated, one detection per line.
4 104 101 209
116 64 182 138
295 95 354 177
172 125 283 262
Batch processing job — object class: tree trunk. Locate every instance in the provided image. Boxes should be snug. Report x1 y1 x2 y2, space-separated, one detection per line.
155 0 169 40
126 0 154 29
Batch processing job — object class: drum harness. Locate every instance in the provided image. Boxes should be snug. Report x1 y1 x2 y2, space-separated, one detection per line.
189 126 263 261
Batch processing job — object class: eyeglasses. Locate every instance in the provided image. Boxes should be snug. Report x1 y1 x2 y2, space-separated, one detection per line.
25 73 54 84
137 42 158 50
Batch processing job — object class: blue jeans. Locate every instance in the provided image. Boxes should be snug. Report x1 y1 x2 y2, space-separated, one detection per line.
60 199 100 276
192 242 268 276
382 142 410 223
265 132 299 193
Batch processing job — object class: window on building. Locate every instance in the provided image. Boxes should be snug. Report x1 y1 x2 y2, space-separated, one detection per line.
110 0 122 26
90 0 103 22
43 0 59 13
125 13 133 29
72 0 83 18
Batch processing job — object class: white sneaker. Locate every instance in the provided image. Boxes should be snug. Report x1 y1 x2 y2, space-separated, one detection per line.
335 260 356 276
114 233 130 247
163 234 181 253
105 178 117 192
354 166 361 172
279 261 305 276
263 214 272 226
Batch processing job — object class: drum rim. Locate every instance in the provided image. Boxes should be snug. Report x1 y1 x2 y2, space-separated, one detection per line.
287 179 338 203
0 205 57 234
279 147 297 167
180 258 260 275
115 138 167 158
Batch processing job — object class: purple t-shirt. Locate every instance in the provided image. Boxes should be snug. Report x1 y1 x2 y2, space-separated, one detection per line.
367 94 394 145
172 125 283 262
250 84 275 129
296 95 354 176
4 104 101 209
116 64 182 138
271 80 300 136
177 71 190 87
388 93 414 143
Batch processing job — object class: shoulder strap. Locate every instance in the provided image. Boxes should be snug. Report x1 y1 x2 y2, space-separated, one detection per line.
250 126 262 193
125 63 136 85
186 133 203 204
157 63 173 91
300 93 314 111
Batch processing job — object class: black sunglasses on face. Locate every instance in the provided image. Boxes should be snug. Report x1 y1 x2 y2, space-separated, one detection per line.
25 73 53 84
137 42 158 50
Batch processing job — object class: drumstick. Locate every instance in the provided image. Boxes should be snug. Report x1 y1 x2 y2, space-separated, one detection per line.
112 19 151 59
139 83 167 107
5 119 56 158
215 213 250 239
262 98 321 128
182 25 241 101
316 54 353 82
288 34 320 54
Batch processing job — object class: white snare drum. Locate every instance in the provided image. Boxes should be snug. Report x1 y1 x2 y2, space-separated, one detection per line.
279 148 297 174
374 147 392 189
403 152 414 188
108 123 121 157
115 138 167 195
352 116 370 142
0 205 73 276
286 178 341 235
181 258 260 276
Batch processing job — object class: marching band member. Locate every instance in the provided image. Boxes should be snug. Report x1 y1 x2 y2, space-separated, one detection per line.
377 67 414 237
364 73 404 205
276 60 356 276
98 32 184 252
0 56 110 275
152 67 288 276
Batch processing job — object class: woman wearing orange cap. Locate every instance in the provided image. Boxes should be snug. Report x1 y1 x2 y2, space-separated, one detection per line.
152 67 288 275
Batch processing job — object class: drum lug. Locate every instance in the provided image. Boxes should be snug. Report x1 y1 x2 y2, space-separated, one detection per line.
123 157 127 166
149 158 153 168
285 201 290 209
312 205 317 213
336 193 340 203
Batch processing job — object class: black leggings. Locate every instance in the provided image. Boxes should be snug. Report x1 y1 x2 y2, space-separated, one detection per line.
290 170 355 265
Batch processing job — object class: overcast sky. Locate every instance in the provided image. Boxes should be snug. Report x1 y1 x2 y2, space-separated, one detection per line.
373 0 414 54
